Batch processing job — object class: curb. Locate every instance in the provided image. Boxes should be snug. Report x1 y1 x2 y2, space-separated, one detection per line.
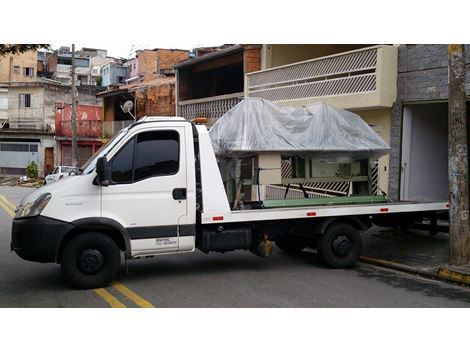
359 256 470 287
359 256 438 278
437 268 470 285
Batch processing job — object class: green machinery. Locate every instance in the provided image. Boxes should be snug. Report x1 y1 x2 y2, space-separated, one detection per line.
219 154 388 210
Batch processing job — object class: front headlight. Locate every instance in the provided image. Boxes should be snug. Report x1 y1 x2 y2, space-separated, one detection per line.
15 193 52 219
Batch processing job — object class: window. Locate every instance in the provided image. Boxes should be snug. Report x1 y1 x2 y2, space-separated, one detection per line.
53 167 59 174
111 137 135 183
13 66 19 74
23 67 34 77
110 130 180 184
29 144 38 152
0 143 30 152
134 131 179 181
19 94 32 108
117 76 124 83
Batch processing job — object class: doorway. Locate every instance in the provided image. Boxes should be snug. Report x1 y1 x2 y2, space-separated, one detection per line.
400 103 448 201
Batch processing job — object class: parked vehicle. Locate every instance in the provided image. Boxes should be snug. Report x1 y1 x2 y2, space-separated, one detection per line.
44 166 79 185
11 117 448 289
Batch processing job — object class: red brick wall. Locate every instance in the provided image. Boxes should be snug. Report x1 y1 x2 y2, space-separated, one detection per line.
156 49 190 71
138 49 189 82
135 81 176 117
243 45 261 73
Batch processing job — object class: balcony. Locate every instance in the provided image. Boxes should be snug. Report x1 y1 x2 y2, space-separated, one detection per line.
245 45 398 110
178 92 244 125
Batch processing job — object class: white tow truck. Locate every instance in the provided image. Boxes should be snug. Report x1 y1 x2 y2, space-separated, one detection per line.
11 116 448 289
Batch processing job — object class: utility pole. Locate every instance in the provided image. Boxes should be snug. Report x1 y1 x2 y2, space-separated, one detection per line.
71 44 78 168
448 44 470 265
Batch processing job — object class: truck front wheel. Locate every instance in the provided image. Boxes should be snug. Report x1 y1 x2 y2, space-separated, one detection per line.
61 232 121 289
317 223 362 269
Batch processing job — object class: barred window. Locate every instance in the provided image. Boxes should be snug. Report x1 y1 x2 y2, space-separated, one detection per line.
19 94 32 108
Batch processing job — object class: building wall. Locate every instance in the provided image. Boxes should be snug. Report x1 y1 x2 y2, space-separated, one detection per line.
243 45 261 73
135 81 176 117
138 50 160 82
137 49 189 82
7 86 45 129
101 63 112 87
356 108 392 194
397 44 470 101
388 44 470 200
7 83 100 130
0 51 38 83
127 57 138 80
156 49 189 72
0 88 8 121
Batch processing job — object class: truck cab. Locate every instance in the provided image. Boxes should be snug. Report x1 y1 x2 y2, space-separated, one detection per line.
12 117 199 288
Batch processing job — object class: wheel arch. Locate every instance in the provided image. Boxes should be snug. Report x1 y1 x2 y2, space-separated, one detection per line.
312 216 370 235
56 217 131 263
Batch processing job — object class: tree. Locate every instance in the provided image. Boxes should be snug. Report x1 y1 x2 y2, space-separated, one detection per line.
0 44 50 57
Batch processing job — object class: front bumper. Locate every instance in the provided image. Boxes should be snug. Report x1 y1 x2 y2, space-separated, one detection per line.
11 215 74 263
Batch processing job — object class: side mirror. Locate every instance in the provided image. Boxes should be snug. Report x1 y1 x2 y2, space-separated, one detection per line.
96 156 110 186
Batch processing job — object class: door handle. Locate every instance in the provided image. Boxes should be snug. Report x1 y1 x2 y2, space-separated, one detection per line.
172 188 187 200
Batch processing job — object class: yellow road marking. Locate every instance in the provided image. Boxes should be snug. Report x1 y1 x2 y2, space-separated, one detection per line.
0 195 15 217
1 193 152 308
0 194 16 211
112 280 155 308
94 288 127 308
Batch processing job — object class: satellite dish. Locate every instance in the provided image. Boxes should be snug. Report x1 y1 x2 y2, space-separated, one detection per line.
120 100 135 120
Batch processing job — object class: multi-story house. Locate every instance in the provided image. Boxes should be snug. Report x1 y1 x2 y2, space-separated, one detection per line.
98 48 189 137
175 44 261 125
0 78 100 176
176 44 398 199
126 48 189 84
0 50 38 84
46 47 92 85
45 46 112 86
101 61 127 87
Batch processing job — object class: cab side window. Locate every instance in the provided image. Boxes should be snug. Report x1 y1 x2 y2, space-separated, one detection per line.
111 137 135 183
134 130 179 181
110 130 179 184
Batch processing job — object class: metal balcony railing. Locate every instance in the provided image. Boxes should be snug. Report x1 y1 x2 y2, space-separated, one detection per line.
246 45 396 107
178 92 244 125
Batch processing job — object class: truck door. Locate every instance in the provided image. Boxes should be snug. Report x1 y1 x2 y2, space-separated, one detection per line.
101 127 188 256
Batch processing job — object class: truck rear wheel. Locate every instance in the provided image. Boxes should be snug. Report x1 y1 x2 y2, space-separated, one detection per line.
317 223 362 269
61 232 121 289
275 236 307 254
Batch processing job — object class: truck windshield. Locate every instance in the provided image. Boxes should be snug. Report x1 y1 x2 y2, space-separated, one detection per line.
81 130 128 174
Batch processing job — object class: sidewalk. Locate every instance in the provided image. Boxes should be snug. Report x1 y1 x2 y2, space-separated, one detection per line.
361 226 470 286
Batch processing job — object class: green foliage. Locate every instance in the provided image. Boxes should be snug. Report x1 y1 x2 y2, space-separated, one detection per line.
0 44 50 57
95 76 103 87
26 161 39 179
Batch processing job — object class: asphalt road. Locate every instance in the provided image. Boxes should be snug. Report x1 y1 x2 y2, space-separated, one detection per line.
1 185 470 308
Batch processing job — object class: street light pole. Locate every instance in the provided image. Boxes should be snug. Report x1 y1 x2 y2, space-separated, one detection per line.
71 44 78 168
448 44 470 265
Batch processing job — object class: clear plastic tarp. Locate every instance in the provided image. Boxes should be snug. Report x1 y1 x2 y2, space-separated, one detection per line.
209 98 390 162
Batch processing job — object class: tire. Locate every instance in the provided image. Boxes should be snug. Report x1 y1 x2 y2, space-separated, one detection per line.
61 232 121 289
275 236 307 254
317 223 362 269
